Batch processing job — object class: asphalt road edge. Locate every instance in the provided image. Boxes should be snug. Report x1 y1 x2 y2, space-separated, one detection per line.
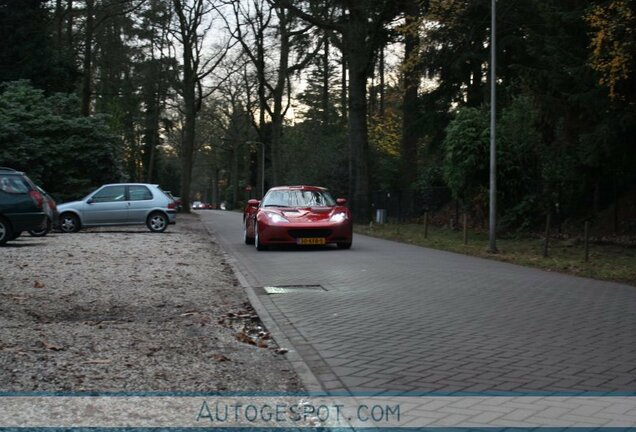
199 214 324 393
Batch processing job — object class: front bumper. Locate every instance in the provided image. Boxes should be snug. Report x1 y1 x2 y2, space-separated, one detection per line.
258 221 352 245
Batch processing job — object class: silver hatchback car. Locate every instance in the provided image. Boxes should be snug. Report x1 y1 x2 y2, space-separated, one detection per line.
57 183 177 233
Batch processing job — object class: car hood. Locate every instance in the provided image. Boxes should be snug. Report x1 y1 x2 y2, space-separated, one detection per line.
57 200 83 211
263 206 346 223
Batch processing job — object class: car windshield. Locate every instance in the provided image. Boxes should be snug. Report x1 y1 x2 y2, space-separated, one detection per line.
262 189 336 207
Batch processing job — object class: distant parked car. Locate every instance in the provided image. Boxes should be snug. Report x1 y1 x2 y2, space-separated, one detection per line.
28 186 59 237
0 167 46 246
57 183 177 233
192 201 205 210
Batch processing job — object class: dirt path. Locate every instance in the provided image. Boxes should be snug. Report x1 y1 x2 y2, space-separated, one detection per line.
0 214 302 392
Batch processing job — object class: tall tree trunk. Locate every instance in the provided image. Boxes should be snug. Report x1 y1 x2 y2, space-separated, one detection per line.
66 0 73 48
400 2 421 187
269 7 293 187
322 36 330 125
343 11 377 223
379 46 385 118
231 146 239 207
342 55 352 202
179 43 196 212
145 90 160 182
270 111 283 186
369 72 376 115
180 98 196 212
81 0 94 116
145 27 167 184
147 136 156 182
341 56 347 122
212 167 219 208
467 58 483 107
593 178 601 216
256 58 267 197
348 61 370 223
54 0 64 48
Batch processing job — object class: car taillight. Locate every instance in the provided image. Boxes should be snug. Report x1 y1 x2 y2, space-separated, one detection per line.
167 202 176 209
29 190 43 209
48 199 56 210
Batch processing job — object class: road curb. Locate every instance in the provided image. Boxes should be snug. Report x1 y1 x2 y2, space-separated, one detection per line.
198 214 325 393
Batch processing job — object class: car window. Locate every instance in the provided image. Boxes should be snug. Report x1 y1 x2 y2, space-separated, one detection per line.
129 185 153 201
157 187 174 201
91 185 126 203
0 174 30 194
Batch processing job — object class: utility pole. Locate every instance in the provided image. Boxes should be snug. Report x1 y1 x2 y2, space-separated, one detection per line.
488 0 498 253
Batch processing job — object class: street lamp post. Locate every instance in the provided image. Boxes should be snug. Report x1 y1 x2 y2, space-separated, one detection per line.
246 141 265 198
488 0 498 253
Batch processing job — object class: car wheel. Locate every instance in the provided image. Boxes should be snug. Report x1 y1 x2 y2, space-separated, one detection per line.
255 222 267 251
0 217 13 246
337 241 352 250
244 221 255 245
60 213 80 233
29 218 51 237
147 212 168 233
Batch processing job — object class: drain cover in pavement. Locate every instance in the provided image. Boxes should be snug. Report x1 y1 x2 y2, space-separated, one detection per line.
263 285 325 294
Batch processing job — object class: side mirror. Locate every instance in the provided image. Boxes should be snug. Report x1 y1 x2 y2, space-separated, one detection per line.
87 198 94 204
247 199 260 207
336 198 347 206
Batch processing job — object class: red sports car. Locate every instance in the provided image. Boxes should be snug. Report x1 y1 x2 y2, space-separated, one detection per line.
243 186 352 251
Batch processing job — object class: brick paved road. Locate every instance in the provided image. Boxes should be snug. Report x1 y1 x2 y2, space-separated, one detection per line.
200 210 636 395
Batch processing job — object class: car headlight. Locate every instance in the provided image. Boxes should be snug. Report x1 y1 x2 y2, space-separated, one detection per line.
330 212 348 223
266 212 289 223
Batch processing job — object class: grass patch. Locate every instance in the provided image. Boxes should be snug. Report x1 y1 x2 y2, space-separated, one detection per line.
355 223 636 286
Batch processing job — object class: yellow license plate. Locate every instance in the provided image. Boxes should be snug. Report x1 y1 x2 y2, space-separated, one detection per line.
297 238 326 245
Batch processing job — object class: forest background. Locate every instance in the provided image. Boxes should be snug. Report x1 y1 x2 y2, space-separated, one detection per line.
1 0 634 234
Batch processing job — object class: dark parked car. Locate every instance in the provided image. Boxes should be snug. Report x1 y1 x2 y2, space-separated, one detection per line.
28 187 59 237
165 191 182 212
0 167 46 246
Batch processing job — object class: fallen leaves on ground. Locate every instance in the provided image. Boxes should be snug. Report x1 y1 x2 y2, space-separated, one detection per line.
41 341 64 351
235 330 256 346
211 353 230 362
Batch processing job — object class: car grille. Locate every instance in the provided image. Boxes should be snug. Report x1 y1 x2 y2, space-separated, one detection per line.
288 229 332 239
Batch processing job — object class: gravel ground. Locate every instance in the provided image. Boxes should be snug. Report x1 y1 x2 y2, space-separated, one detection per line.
0 214 303 392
